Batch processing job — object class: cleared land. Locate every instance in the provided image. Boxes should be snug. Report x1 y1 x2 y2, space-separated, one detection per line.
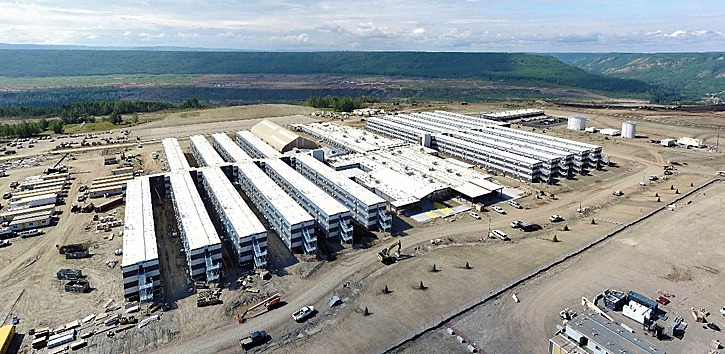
0 103 721 354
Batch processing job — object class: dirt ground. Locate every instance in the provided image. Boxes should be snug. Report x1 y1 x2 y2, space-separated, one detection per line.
398 181 725 354
0 103 722 354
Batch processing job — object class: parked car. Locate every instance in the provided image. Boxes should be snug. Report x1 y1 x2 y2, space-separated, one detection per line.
77 195 87 202
468 211 481 220
510 220 523 228
648 175 659 181
2 192 11 200
489 229 510 241
9 181 18 188
507 200 522 209
549 214 564 222
292 306 315 322
492 206 506 214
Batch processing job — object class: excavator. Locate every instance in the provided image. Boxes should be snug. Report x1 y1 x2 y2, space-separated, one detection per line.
377 240 401 264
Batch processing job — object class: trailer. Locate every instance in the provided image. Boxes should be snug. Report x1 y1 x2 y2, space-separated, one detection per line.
10 187 63 202
87 184 126 198
9 193 57 211
10 216 51 231
111 167 134 176
94 197 125 212
92 174 133 184
57 244 86 254
31 336 47 349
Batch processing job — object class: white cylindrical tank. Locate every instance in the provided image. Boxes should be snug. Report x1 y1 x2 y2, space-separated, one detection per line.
567 114 587 130
621 121 636 139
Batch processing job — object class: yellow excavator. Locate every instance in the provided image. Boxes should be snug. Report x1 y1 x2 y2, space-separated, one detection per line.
378 240 401 264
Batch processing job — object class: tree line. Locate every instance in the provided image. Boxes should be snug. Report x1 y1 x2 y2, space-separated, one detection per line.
0 119 64 139
305 95 379 112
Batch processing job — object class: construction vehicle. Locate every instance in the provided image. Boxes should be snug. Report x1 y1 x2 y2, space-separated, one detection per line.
378 240 401 264
236 293 282 323
239 330 268 350
80 203 94 213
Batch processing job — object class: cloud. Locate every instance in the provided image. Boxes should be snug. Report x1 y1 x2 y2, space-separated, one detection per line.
274 33 309 43
413 28 426 35
86 34 99 39
665 30 687 38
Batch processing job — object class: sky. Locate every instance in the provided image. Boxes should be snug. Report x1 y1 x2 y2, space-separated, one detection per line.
0 0 723 52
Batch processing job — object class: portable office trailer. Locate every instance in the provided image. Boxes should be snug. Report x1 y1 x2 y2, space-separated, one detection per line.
87 183 127 198
8 193 57 211
92 174 133 184
8 215 52 231
18 179 67 191
0 204 55 222
10 186 63 202
94 197 124 212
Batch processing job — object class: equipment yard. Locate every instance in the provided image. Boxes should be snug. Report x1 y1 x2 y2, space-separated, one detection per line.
0 103 722 354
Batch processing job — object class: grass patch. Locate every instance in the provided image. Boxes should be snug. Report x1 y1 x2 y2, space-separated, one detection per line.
0 74 195 89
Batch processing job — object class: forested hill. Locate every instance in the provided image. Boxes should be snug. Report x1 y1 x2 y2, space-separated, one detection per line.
552 52 725 102
0 50 649 95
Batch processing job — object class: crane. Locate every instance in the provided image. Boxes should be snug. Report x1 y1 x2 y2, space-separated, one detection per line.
377 240 401 264
236 293 282 324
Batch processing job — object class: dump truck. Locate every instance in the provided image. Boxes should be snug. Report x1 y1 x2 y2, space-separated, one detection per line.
239 330 268 350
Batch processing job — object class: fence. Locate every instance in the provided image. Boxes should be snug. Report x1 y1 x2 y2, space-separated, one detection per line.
379 177 722 353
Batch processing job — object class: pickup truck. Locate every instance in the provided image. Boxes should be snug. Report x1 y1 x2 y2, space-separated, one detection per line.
239 330 268 350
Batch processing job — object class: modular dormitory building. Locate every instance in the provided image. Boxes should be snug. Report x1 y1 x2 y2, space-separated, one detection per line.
261 159 353 243
121 177 160 302
189 135 226 167
210 133 252 163
166 172 222 282
233 161 316 254
365 111 603 183
162 138 191 172
196 168 268 269
292 153 390 231
235 131 283 159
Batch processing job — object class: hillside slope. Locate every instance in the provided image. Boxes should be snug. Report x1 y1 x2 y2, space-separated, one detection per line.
554 53 725 102
0 50 650 95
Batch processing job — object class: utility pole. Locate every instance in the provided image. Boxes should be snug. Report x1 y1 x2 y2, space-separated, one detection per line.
488 216 492 236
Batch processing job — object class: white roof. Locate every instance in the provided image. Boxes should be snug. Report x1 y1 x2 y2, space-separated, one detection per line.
168 172 221 251
211 133 252 162
365 167 435 206
122 177 158 267
162 138 191 171
294 154 385 207
236 131 283 158
199 167 266 239
434 134 541 167
300 122 405 153
189 135 226 166
234 161 313 225
264 158 349 216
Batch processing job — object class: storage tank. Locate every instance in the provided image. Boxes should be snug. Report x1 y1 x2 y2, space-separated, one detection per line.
567 114 587 130
621 121 636 139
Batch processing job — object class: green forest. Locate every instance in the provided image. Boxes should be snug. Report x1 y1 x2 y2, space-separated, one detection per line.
552 52 725 102
0 50 650 93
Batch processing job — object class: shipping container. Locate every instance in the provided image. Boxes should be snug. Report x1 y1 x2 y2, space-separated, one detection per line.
94 197 125 213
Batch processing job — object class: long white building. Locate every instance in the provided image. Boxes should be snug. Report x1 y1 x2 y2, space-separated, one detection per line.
189 135 226 167
235 131 283 159
197 168 268 269
167 172 222 282
262 159 353 243
234 161 316 254
162 138 191 172
366 111 603 183
122 177 160 302
297 122 405 153
293 154 390 231
211 133 252 163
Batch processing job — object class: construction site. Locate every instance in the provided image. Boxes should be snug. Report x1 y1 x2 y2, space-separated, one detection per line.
0 103 723 354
